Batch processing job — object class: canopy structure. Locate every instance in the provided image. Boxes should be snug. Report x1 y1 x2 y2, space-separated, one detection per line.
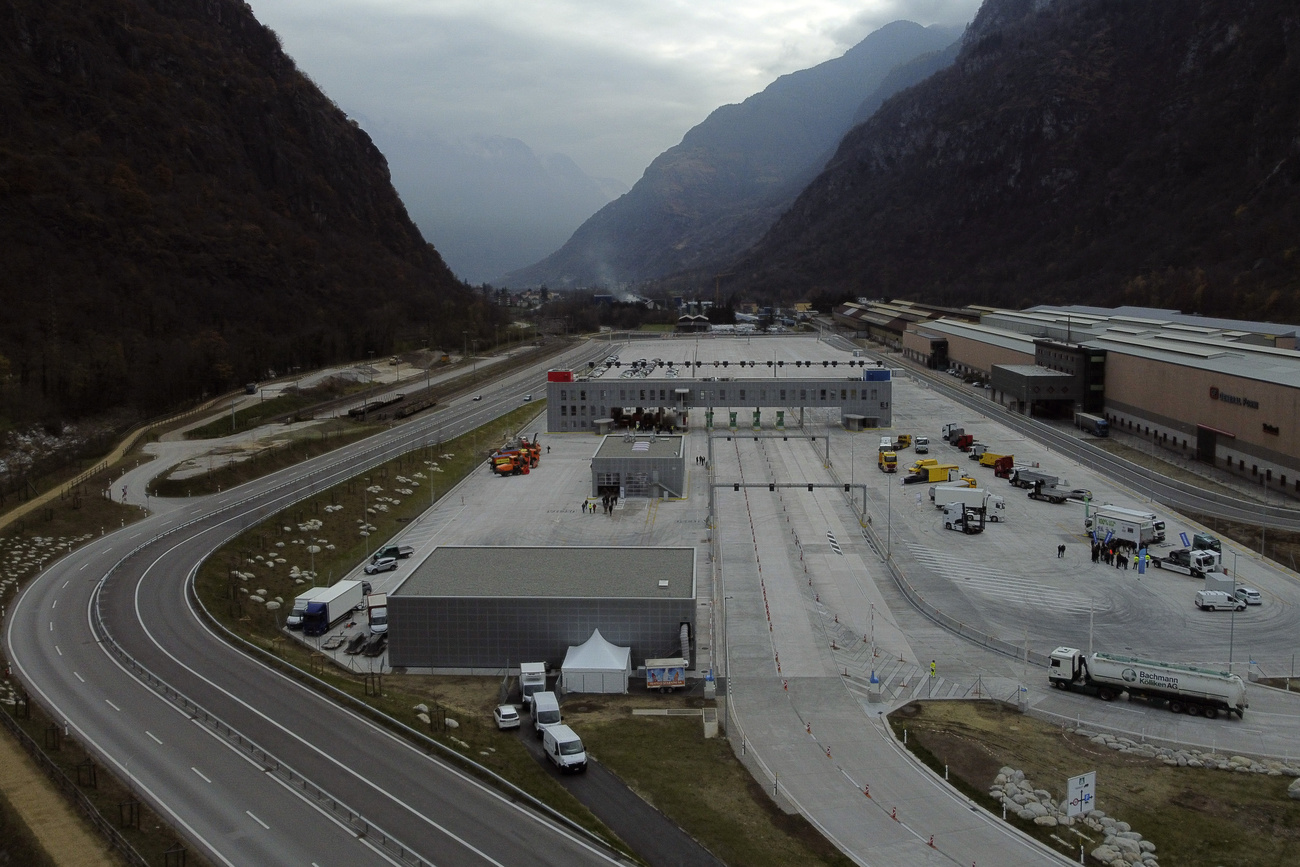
561 629 631 694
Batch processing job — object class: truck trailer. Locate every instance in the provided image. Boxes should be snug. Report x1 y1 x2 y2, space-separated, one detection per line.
286 586 329 630
933 486 1006 521
645 658 688 692
1049 647 1247 719
904 463 959 485
1084 505 1166 543
1151 548 1218 577
302 579 363 636
1085 506 1156 549
1074 412 1110 436
1008 467 1057 489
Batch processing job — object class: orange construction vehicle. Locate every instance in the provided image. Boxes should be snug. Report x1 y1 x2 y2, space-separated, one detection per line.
491 449 530 476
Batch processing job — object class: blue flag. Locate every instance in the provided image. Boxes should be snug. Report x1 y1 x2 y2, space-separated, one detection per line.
1137 547 1147 574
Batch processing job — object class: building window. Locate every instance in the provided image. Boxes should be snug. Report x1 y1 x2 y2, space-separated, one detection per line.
720 389 726 401
580 390 586 401
560 389 567 401
841 389 847 400
781 389 786 401
740 389 746 401
820 389 827 401
561 406 567 416
800 389 807 400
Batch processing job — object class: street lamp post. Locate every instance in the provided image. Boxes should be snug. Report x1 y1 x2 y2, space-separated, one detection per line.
1230 550 1238 673
363 477 370 557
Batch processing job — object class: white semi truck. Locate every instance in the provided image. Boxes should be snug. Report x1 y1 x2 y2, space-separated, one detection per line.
286 586 329 630
1049 647 1247 719
932 486 1006 521
1151 548 1218 577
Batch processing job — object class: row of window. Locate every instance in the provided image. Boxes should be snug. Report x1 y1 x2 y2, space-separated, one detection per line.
558 387 881 403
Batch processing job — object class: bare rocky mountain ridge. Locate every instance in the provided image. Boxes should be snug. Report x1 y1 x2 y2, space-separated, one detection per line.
501 20 962 289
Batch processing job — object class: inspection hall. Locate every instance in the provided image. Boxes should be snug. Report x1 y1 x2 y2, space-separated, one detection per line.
386 546 697 672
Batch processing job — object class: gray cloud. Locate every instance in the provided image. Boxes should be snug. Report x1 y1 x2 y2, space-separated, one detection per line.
249 1 981 185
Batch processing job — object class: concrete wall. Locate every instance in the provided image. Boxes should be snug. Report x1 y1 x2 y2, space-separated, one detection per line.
388 596 695 670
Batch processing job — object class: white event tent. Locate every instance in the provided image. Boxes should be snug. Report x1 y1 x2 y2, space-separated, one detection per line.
560 629 632 694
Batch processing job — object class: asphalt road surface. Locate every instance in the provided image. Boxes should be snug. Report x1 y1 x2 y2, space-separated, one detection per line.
7 341 626 867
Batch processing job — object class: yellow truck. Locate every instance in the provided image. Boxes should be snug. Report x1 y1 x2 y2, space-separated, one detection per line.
904 463 959 485
907 458 938 475
893 434 912 450
878 451 897 473
978 451 1011 468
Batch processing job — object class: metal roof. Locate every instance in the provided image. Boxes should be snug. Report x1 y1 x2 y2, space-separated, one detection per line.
1083 333 1300 388
995 364 1073 378
1028 305 1300 339
393 546 696 599
911 319 1038 354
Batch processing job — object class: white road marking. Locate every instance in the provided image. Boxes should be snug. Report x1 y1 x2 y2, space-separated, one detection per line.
246 811 269 830
147 731 163 745
74 672 85 683
51 599 57 609
63 579 70 587
130 533 141 539
192 767 212 783
49 622 53 632
106 699 121 712
79 563 88 571
909 545 1094 612
55 646 62 656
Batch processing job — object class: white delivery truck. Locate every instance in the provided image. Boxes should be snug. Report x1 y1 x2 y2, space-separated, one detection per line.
1084 505 1166 543
519 662 547 706
542 724 587 772
914 435 930 454
1195 590 1245 612
286 586 329 630
367 592 388 635
1049 647 1247 719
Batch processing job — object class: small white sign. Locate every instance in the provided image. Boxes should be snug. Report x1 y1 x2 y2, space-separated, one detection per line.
1067 771 1096 817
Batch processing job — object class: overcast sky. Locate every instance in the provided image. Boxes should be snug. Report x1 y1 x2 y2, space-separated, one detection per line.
247 1 982 186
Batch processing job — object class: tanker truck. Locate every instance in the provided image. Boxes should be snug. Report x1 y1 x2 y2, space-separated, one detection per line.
1048 647 1247 719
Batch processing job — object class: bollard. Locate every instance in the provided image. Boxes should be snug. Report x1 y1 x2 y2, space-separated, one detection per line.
945 764 949 780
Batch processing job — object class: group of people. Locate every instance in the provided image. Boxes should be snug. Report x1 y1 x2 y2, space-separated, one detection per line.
581 494 619 515
694 456 708 467
1091 543 1139 569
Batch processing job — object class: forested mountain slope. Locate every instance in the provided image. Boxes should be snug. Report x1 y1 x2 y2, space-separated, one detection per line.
731 0 1300 321
0 0 492 423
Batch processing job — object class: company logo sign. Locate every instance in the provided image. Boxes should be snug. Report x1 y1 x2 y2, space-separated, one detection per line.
1122 668 1137 683
1210 386 1259 409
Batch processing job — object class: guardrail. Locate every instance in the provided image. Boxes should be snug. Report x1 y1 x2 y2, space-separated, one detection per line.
0 706 150 867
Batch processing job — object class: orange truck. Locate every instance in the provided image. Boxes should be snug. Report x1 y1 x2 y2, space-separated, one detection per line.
491 449 530 476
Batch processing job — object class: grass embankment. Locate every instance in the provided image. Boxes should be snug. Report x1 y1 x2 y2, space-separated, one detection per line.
184 391 332 439
891 701 1300 866
573 703 856 867
0 788 58 867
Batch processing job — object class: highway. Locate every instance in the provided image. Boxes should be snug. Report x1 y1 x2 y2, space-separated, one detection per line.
6 340 623 867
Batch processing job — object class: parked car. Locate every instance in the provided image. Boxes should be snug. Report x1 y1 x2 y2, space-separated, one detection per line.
493 705 521 730
1066 488 1093 500
1235 587 1262 606
364 556 398 575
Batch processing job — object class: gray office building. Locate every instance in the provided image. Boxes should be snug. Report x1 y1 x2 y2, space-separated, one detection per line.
547 370 893 432
591 434 686 498
387 546 697 672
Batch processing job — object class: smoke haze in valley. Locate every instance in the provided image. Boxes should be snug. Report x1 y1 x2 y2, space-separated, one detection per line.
246 1 981 283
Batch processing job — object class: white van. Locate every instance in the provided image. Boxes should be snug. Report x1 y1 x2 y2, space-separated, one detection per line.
914 436 929 454
531 691 561 737
1195 590 1245 612
879 436 894 452
542 724 587 773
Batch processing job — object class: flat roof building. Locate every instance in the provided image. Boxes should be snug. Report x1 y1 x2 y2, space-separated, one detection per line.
388 546 697 672
591 434 686 499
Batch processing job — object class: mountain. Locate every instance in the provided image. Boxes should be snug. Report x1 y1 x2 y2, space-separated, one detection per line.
375 133 626 285
0 0 495 424
502 20 962 289
732 0 1300 321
